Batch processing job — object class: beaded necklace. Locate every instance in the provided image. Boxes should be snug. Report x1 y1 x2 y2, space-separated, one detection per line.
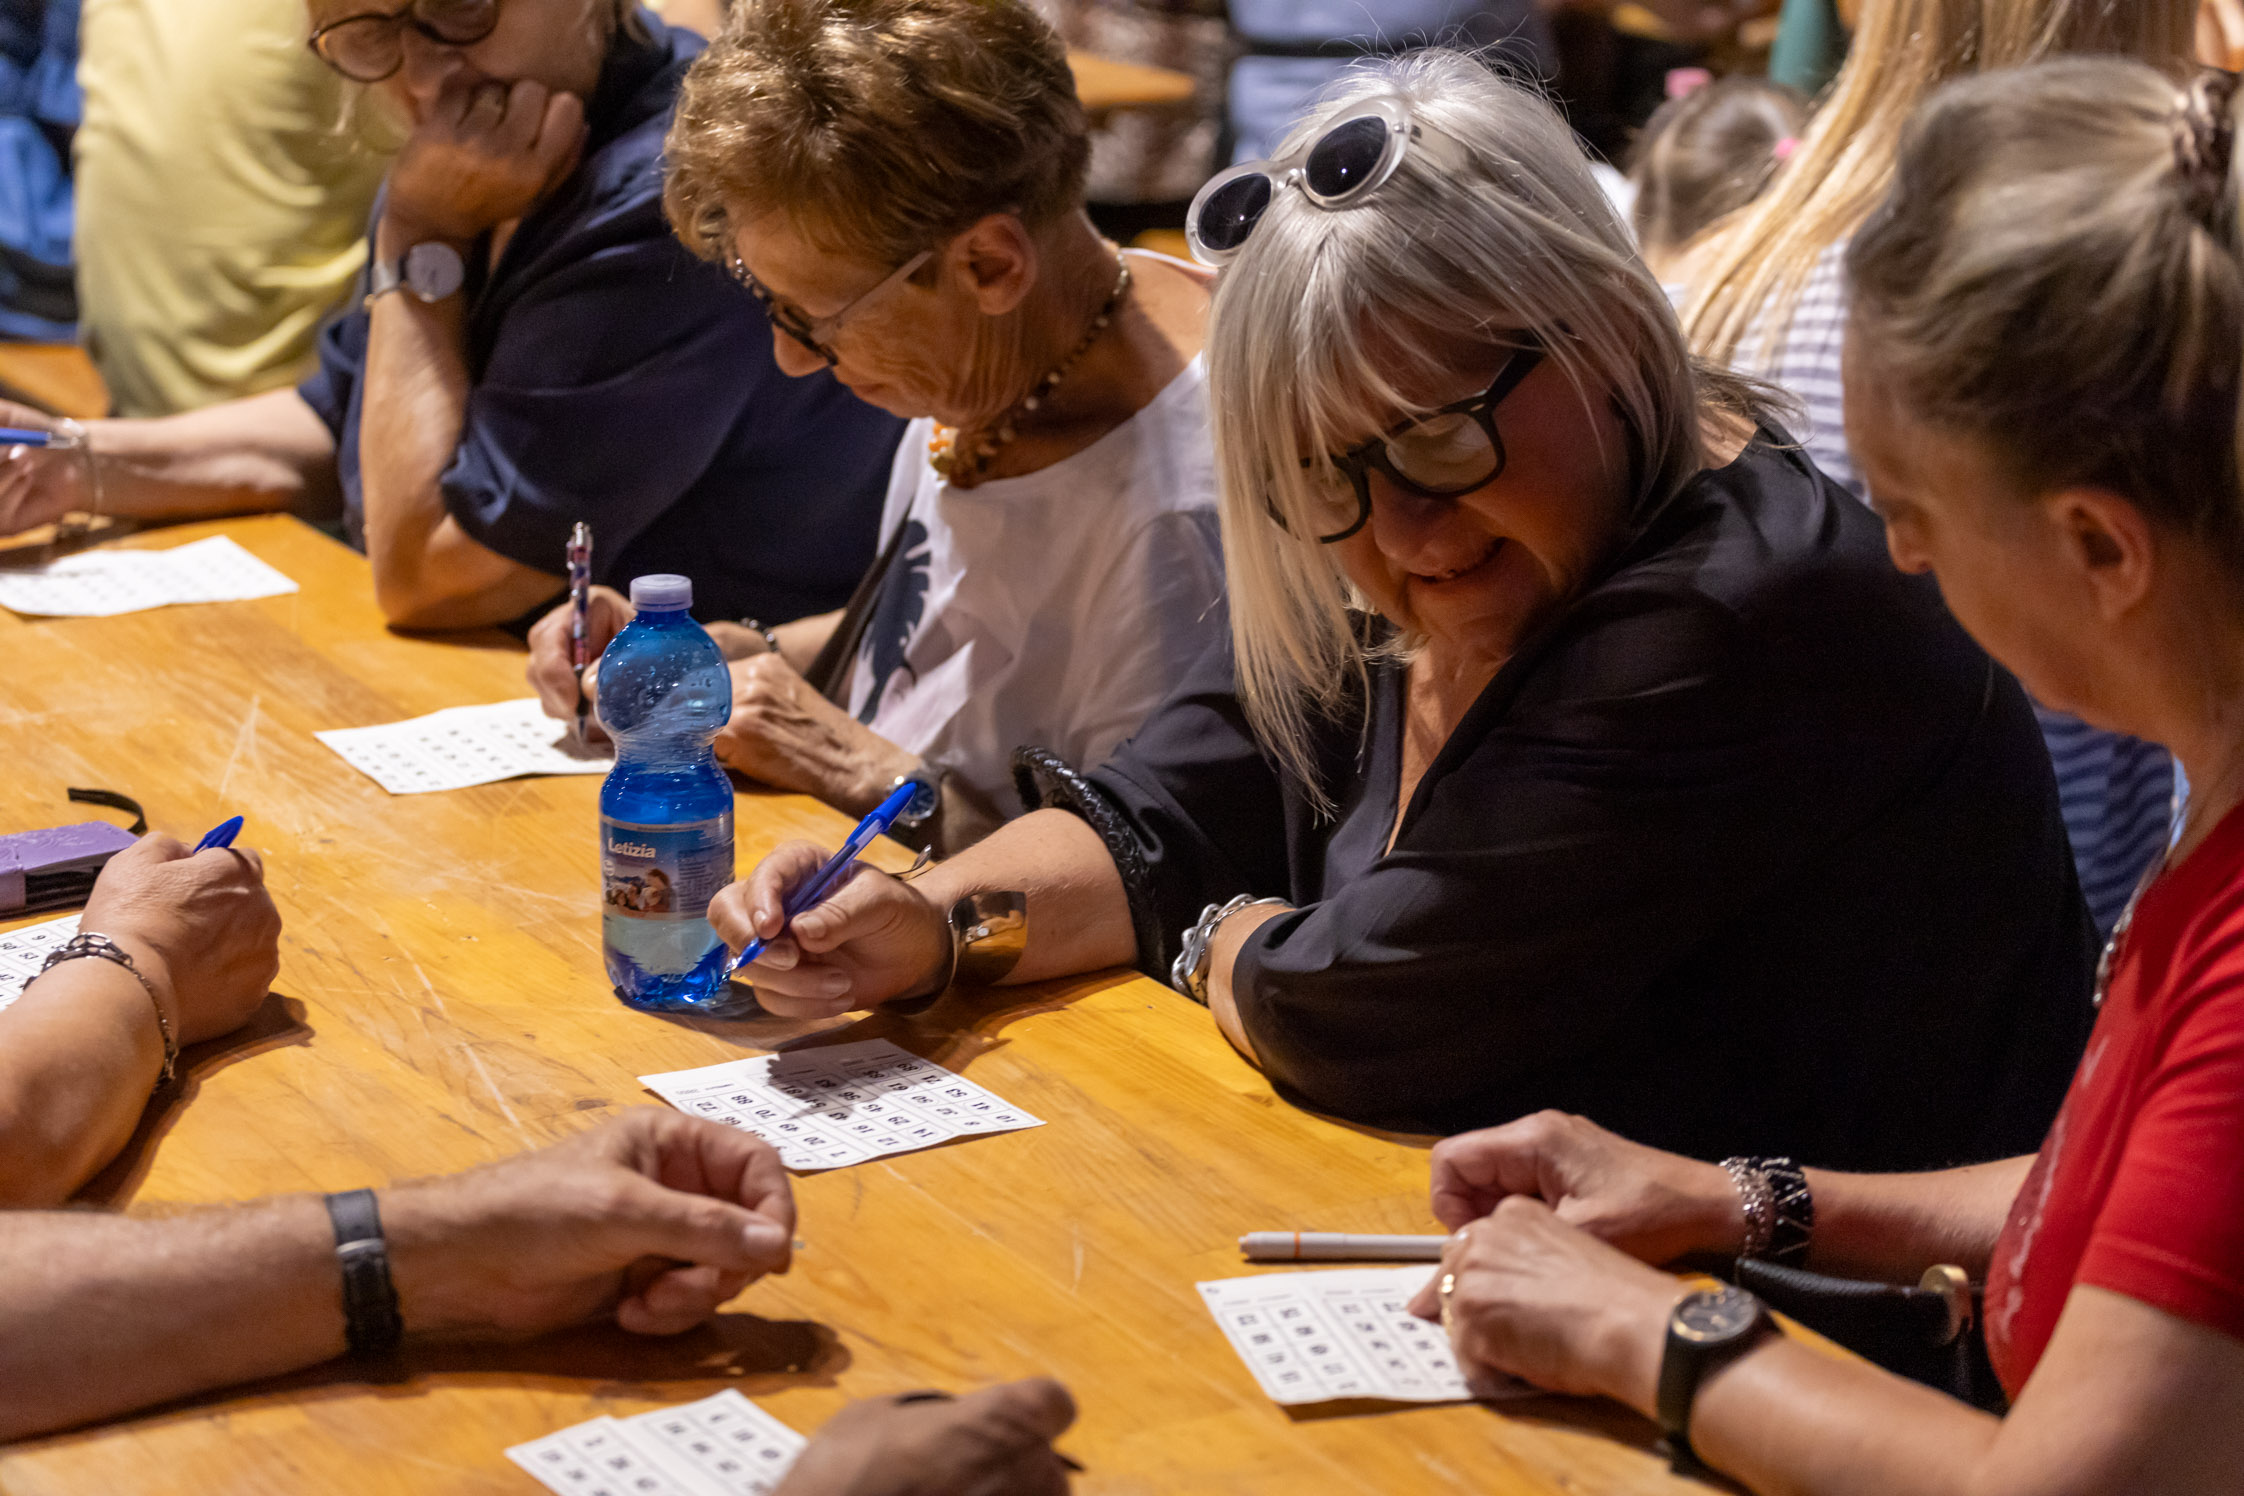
928 247 1132 487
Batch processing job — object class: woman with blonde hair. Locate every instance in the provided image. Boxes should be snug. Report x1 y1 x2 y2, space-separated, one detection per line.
1417 58 2244 1494
1679 0 2197 939
710 50 2092 1169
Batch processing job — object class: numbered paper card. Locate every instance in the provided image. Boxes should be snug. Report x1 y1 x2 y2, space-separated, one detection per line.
1199 1265 1529 1407
316 698 612 795
507 1389 806 1496
0 915 77 1014
0 536 298 617
640 1038 1044 1172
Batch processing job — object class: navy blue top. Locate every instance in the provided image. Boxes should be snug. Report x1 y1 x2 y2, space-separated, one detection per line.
300 15 903 626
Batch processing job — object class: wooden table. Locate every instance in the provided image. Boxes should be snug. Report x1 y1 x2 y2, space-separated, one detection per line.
0 517 1717 1495
1067 49 1198 121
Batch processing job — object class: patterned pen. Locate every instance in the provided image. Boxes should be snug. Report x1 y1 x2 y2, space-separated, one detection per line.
567 522 593 743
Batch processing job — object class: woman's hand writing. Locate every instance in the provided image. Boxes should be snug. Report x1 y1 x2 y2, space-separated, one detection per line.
525 583 633 731
78 832 282 1045
708 842 952 1018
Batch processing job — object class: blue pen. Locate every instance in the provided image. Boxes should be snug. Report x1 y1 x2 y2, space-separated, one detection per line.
193 816 244 852
0 426 74 448
726 782 919 977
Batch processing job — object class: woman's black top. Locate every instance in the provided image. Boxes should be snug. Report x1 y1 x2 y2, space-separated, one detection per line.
1039 436 2097 1169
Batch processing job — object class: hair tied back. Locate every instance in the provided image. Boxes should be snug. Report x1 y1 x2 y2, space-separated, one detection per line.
2172 68 2242 230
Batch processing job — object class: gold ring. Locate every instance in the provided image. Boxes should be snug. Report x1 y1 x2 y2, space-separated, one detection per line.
1438 1271 1457 1334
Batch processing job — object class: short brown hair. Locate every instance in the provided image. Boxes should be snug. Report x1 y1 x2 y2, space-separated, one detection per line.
664 0 1089 267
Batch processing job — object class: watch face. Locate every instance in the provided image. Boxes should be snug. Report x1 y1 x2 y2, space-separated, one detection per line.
1671 1288 1761 1344
899 775 939 824
403 241 466 301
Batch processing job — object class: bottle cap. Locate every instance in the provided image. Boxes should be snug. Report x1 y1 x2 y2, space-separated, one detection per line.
629 574 692 610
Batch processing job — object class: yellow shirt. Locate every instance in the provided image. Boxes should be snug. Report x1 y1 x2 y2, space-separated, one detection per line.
73 0 393 416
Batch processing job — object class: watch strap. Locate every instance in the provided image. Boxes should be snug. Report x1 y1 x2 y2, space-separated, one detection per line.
1656 1289 1772 1475
326 1188 404 1360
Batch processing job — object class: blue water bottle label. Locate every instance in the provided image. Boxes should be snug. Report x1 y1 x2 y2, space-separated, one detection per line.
601 813 733 921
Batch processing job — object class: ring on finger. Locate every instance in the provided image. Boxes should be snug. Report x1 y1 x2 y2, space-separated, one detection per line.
1438 1271 1457 1334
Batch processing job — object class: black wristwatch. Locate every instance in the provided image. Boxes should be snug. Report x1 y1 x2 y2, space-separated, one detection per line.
1655 1286 1773 1475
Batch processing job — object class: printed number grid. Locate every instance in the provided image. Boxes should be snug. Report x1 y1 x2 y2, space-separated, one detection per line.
316 699 611 795
506 1389 806 1496
1198 1266 1476 1406
0 915 78 1014
0 536 298 617
639 1038 1043 1172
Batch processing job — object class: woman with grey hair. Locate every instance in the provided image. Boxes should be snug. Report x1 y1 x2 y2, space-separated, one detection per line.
713 52 2092 1170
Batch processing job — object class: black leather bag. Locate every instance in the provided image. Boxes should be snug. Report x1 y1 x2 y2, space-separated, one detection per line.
1730 1258 2007 1413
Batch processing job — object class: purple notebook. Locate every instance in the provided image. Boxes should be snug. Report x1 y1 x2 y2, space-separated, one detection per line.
0 821 137 914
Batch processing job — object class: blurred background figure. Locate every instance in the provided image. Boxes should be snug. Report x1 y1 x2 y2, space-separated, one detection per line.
1627 70 1804 280
73 0 390 417
0 0 77 344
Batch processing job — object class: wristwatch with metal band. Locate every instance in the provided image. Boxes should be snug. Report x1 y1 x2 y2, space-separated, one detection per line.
1656 1285 1774 1475
365 241 467 309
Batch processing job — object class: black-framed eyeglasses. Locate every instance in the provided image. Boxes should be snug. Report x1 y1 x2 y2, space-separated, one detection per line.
1187 95 1466 266
727 249 933 368
309 0 501 84
1277 340 1546 545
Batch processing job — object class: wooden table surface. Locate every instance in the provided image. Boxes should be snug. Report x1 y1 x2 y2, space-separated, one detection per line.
0 516 1718 1495
1067 49 1198 120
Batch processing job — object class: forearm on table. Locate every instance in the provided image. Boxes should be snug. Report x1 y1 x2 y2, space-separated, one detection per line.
358 287 558 629
0 1194 344 1440
916 809 1135 983
85 389 338 523
0 964 168 1205
1206 903 1290 1066
1800 1157 2032 1281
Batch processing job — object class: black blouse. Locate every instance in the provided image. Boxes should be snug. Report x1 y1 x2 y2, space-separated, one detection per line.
1035 436 2096 1170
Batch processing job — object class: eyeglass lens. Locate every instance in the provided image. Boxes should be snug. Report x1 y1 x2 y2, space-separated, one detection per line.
1303 116 1394 199
1382 413 1497 493
315 0 500 82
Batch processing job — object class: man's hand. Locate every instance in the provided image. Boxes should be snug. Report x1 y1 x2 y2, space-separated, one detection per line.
1407 1196 1679 1410
1427 1110 1745 1266
79 833 282 1046
708 843 953 1018
0 401 88 538
775 1382 1078 1496
714 653 912 810
526 584 633 730
384 1108 796 1340
384 77 586 246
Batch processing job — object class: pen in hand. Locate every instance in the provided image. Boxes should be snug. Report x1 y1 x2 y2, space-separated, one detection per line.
566 522 593 744
726 781 920 978
193 816 244 853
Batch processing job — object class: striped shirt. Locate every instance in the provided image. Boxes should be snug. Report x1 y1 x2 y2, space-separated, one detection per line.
1731 238 2175 935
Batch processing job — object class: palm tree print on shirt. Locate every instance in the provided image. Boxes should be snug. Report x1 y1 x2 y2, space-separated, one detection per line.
856 518 931 725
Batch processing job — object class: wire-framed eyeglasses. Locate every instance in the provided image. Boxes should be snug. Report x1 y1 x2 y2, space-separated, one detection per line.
727 249 934 367
1279 339 1546 545
309 0 500 84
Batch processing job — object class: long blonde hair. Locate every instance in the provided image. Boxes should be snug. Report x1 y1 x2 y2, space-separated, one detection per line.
1851 59 2244 567
1209 51 1769 805
1680 0 2196 367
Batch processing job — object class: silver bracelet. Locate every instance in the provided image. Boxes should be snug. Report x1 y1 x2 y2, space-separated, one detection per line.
41 931 177 1087
739 617 782 658
1170 894 1288 1006
1719 1156 1776 1260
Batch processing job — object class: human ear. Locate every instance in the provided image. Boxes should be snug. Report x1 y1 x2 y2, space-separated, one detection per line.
2050 487 2156 622
948 213 1037 319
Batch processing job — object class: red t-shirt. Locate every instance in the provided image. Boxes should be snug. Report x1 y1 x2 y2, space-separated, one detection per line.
1984 802 2244 1399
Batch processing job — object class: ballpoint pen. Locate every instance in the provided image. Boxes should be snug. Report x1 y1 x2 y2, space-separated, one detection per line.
725 781 919 978
567 522 593 744
193 816 244 852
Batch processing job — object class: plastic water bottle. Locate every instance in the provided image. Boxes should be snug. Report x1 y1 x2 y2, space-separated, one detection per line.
598 574 736 1012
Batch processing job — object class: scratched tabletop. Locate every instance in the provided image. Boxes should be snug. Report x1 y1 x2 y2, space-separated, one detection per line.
0 517 1722 1495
